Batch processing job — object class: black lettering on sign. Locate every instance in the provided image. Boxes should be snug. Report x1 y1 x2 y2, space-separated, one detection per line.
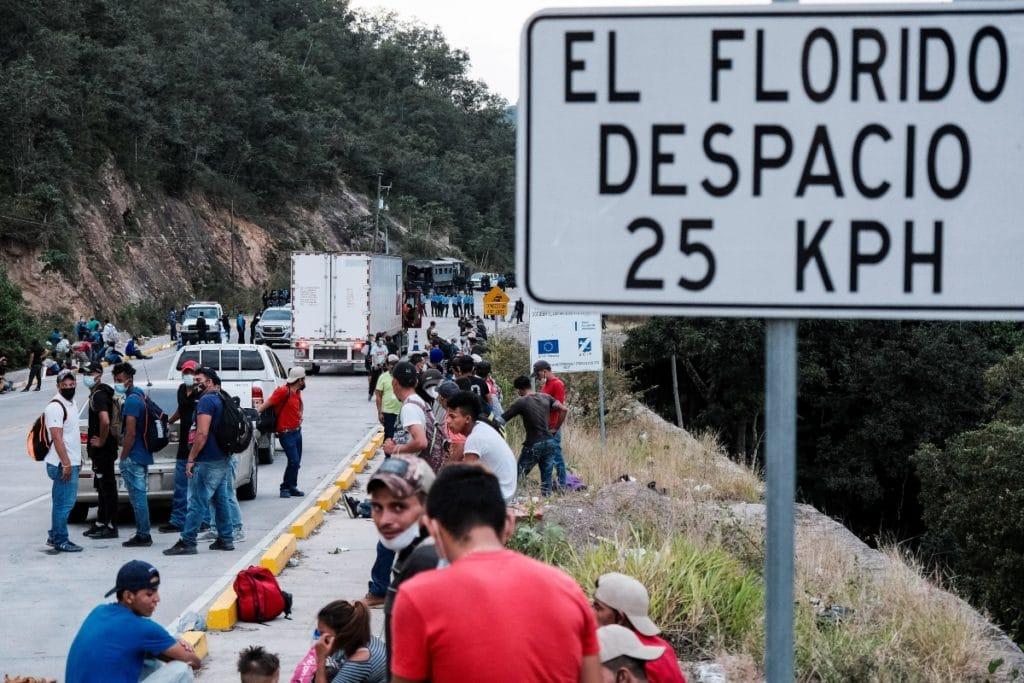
753 125 793 196
652 125 687 195
927 124 970 199
904 221 943 294
564 32 596 103
678 220 716 291
702 124 739 197
796 219 834 292
918 28 955 101
852 124 892 199
969 26 1007 102
711 30 744 102
625 218 665 290
756 30 789 102
599 125 637 194
802 28 839 103
850 220 891 292
852 28 887 102
608 31 640 102
796 125 843 197
899 27 910 102
905 125 916 198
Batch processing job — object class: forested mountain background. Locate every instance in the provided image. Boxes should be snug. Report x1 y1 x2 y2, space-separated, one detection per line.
0 0 514 333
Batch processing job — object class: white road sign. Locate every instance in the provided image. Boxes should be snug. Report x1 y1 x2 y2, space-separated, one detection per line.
518 3 1024 319
530 312 603 373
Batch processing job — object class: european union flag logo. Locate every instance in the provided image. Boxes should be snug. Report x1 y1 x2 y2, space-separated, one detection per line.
537 339 559 355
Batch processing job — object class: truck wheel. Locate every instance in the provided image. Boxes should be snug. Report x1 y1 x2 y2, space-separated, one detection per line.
69 503 90 524
237 453 258 501
310 364 321 375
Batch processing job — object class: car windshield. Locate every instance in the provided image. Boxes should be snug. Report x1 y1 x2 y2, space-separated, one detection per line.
261 309 290 321
187 307 218 319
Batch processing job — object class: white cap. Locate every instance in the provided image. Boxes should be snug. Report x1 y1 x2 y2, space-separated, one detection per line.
597 625 665 663
595 573 660 636
470 353 482 364
286 366 306 384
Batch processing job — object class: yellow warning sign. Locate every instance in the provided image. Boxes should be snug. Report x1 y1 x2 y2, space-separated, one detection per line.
483 287 510 305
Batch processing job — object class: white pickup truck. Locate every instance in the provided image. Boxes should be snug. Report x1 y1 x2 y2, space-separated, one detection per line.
167 343 288 463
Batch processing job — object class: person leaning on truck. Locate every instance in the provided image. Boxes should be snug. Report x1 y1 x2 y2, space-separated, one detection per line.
260 367 307 498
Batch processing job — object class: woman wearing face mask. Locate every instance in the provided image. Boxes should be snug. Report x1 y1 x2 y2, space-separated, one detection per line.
159 360 201 534
313 600 386 683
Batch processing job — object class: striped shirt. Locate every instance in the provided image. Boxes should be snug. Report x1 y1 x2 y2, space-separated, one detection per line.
329 636 387 683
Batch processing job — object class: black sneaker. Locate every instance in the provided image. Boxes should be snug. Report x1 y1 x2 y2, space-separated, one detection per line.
54 541 83 553
199 522 211 532
83 523 105 537
288 488 305 497
343 494 360 518
279 489 291 498
45 538 54 547
163 540 198 556
209 539 235 551
158 523 182 534
92 526 119 539
122 534 153 547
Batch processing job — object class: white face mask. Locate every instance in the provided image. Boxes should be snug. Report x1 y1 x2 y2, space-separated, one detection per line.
378 523 420 552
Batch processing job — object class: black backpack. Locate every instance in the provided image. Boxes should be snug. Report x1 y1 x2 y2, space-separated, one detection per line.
139 395 170 452
256 404 277 435
214 390 253 454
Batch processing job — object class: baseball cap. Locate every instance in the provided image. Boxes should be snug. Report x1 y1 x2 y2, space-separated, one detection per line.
594 572 661 636
286 366 306 384
367 454 435 498
180 360 198 373
105 560 161 597
391 361 418 388
85 361 104 375
436 381 460 401
470 353 482 364
56 369 76 383
387 353 400 364
532 360 552 377
597 625 665 663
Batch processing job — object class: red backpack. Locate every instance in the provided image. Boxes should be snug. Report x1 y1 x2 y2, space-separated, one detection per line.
234 566 293 623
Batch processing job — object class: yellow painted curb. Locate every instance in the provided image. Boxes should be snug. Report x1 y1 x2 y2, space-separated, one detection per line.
207 588 238 630
351 453 367 473
182 630 209 659
361 445 377 460
260 533 297 576
291 506 324 539
335 467 356 490
317 485 341 512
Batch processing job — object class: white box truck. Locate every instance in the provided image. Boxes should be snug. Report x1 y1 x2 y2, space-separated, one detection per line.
291 252 404 373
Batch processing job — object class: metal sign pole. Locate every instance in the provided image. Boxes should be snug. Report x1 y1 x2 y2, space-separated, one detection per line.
764 319 797 682
597 367 607 447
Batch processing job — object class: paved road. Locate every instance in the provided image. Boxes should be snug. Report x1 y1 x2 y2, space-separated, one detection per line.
0 342 377 679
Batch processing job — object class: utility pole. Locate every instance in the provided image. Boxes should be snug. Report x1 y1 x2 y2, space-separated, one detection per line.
373 172 392 254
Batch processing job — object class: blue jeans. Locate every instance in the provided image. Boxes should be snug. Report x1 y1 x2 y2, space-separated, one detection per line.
121 459 151 536
279 429 302 491
552 430 567 489
182 459 233 545
204 454 242 532
170 459 188 528
47 464 80 545
518 438 558 495
368 541 395 597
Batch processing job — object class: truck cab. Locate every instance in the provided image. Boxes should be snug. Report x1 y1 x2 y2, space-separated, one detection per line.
180 301 224 345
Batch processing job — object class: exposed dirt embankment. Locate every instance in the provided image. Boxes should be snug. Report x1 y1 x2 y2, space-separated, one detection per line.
1 159 380 318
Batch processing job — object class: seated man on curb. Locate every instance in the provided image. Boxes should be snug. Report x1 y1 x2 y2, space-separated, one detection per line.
366 454 439 675
66 560 201 682
597 625 666 683
390 465 601 683
592 573 686 683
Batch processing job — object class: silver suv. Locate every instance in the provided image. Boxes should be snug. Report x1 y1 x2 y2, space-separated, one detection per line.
254 306 293 347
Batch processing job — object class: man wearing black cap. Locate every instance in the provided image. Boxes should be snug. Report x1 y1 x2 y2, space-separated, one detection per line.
83 362 119 539
66 560 200 682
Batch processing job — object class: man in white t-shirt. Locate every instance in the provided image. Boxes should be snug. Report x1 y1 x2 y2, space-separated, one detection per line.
445 390 517 502
45 369 83 552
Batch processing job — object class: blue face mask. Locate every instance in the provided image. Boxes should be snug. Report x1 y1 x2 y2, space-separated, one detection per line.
182 375 194 387
114 383 127 395
83 376 96 389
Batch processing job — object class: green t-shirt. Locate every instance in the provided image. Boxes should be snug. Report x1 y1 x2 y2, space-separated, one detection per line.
376 371 401 414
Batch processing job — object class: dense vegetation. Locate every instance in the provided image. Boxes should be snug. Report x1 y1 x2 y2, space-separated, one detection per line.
0 0 515 267
627 318 1024 641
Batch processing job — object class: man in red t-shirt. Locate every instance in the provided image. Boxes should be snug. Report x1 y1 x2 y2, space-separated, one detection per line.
390 465 602 683
533 360 568 489
592 573 687 683
258 367 306 498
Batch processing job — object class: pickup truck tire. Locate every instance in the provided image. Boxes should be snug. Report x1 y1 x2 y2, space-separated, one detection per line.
69 503 90 524
310 364 321 375
237 454 258 501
